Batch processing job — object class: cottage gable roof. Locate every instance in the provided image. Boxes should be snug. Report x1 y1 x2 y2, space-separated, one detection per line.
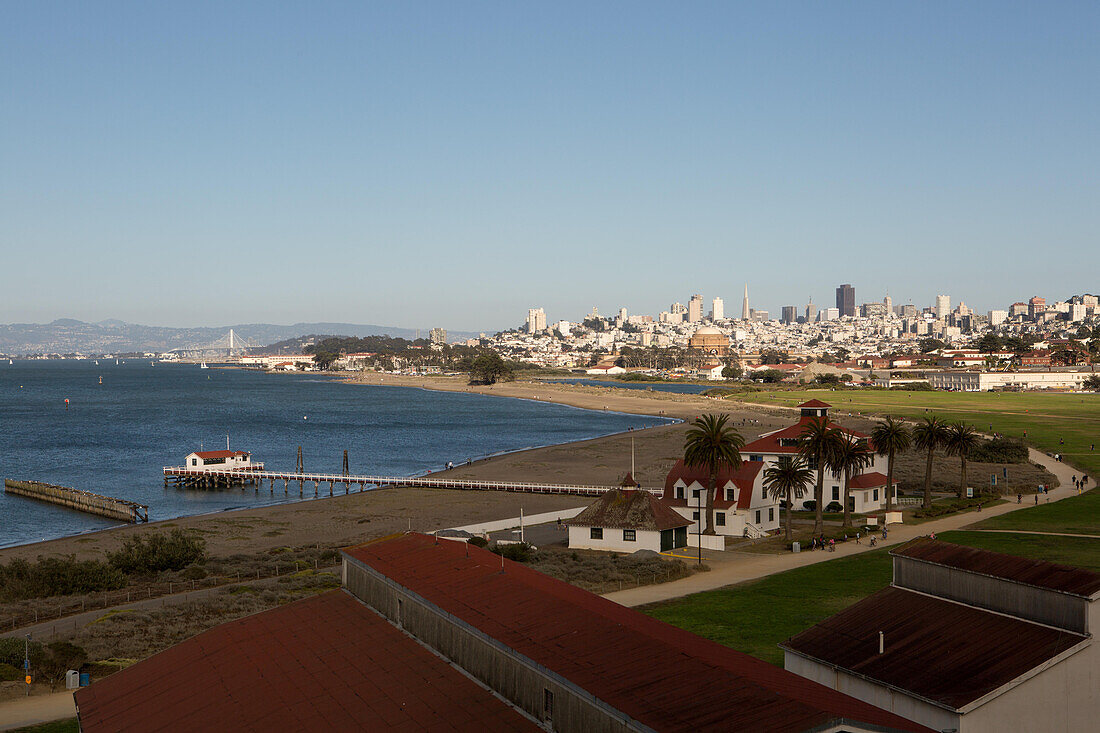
662 460 765 510
565 489 690 531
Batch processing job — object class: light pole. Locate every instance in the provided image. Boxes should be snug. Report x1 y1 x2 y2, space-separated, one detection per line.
24 633 31 696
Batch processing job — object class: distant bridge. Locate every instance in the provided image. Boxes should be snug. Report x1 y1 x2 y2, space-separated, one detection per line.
163 465 660 498
175 329 261 359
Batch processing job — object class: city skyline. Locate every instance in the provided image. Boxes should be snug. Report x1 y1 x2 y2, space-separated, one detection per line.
3 2 1098 331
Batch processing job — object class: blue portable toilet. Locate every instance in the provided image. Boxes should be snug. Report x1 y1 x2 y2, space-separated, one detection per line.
79 673 91 687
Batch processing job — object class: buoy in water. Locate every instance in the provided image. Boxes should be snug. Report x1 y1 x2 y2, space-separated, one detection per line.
65 398 70 409
98 376 103 385
303 416 308 420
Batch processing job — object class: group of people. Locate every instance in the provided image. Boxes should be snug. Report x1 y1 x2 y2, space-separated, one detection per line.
807 527 886 552
1072 474 1089 492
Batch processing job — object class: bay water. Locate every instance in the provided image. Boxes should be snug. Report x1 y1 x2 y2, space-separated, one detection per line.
0 361 671 548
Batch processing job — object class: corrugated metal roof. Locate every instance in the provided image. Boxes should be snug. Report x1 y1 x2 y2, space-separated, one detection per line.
344 534 932 733
892 538 1100 598
564 489 691 531
74 590 539 732
781 586 1088 710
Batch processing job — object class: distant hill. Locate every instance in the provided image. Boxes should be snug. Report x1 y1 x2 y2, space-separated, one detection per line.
0 320 479 355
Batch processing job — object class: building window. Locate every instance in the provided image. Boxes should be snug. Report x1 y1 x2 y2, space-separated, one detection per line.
691 488 700 499
544 689 553 722
675 486 684 499
750 455 763 462
769 507 774 522
623 529 636 542
692 511 699 520
590 527 603 540
761 484 767 499
716 512 725 526
725 488 735 501
873 489 879 501
832 486 840 501
755 510 761 524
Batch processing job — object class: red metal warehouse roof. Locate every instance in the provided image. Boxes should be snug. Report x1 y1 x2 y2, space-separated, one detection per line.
74 590 538 732
892 538 1100 598
781 586 1089 710
344 533 932 733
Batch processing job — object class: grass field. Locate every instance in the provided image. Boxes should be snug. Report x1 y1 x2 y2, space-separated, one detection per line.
642 530 1100 666
972 488 1100 536
731 388 1100 477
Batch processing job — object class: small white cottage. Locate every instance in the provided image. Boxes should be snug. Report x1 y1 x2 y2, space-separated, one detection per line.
565 489 692 553
184 450 254 471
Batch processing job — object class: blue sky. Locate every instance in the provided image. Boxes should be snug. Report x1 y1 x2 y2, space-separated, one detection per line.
2 1 1096 331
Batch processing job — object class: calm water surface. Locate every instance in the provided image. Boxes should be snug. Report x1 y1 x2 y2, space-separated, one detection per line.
0 361 672 547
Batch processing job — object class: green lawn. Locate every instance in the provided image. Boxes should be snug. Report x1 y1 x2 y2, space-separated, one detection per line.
642 530 1100 666
733 388 1100 477
971 488 1100 535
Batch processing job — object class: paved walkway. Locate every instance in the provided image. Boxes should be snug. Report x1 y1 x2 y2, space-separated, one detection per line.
603 447 1087 607
0 691 74 731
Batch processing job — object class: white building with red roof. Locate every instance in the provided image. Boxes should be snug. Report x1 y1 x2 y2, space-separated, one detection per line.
183 450 255 472
660 458 780 537
740 400 896 514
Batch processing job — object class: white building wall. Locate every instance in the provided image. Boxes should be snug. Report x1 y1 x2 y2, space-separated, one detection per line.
566 526 663 553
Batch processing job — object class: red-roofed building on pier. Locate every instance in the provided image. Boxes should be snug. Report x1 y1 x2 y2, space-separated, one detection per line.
740 400 896 514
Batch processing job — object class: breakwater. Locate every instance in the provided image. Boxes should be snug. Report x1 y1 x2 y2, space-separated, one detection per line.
3 480 148 523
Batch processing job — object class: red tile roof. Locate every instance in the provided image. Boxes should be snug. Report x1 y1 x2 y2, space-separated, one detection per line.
849 471 890 489
741 419 869 455
662 459 764 510
781 586 1089 710
564 489 691 531
892 538 1100 598
344 534 932 732
798 399 832 408
74 590 538 732
190 450 248 459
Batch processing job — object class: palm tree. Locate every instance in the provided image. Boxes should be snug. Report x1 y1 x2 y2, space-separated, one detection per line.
944 422 981 500
683 414 745 534
870 416 911 512
829 435 874 527
764 459 813 541
797 417 842 534
912 416 950 509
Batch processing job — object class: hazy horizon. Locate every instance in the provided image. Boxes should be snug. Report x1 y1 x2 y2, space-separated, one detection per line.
3 2 1097 330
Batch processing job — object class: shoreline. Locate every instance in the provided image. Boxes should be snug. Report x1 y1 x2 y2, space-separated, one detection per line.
2 375 786 559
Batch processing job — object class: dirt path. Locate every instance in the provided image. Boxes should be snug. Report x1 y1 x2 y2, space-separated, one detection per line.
604 447 1087 607
0 691 74 731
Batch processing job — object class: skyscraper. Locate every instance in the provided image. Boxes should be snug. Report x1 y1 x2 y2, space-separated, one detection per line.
688 294 703 323
836 284 855 318
935 295 951 319
741 284 750 320
781 306 797 324
711 296 724 321
805 298 818 323
526 307 546 333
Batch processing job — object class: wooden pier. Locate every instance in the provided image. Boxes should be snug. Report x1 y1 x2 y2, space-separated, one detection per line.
163 466 660 499
4 479 148 523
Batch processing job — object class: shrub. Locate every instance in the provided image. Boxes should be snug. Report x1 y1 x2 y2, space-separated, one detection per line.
180 565 207 580
969 438 1029 464
0 637 45 669
801 500 816 511
825 502 843 513
107 529 206 575
467 536 488 548
0 662 21 681
0 557 126 601
490 542 533 562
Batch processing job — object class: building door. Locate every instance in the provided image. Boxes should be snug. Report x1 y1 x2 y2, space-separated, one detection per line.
674 526 688 549
661 529 673 552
